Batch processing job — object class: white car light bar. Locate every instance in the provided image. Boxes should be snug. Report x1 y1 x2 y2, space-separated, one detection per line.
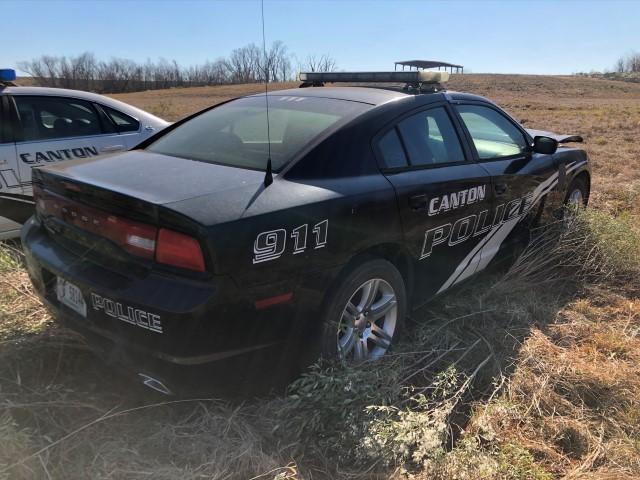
298 71 450 84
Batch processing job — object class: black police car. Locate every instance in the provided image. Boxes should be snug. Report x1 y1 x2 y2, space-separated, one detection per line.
22 71 590 394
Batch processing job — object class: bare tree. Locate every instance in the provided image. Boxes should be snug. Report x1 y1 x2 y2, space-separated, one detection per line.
227 43 262 83
614 51 640 74
628 52 640 73
263 40 293 82
73 52 97 91
303 54 337 72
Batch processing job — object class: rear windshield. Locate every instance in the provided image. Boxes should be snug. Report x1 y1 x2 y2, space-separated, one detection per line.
146 95 371 172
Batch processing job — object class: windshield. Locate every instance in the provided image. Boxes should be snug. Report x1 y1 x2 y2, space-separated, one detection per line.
146 95 371 172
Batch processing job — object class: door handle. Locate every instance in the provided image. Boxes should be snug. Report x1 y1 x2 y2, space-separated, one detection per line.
409 194 428 210
494 184 508 196
101 145 125 152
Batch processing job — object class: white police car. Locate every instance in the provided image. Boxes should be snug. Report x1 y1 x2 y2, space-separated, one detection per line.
0 68 169 239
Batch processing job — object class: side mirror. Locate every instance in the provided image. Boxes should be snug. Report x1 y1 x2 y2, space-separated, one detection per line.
533 135 558 155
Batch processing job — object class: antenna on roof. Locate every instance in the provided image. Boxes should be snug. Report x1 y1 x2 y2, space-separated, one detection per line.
260 0 273 188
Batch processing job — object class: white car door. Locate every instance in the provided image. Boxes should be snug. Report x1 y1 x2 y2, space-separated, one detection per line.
12 94 126 196
0 95 24 238
0 146 24 238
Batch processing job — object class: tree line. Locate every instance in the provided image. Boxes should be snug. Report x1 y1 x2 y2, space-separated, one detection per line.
17 43 337 93
614 51 640 73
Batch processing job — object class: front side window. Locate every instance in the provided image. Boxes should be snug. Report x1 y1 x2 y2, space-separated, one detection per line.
455 104 528 159
14 96 103 141
147 96 370 172
396 107 465 166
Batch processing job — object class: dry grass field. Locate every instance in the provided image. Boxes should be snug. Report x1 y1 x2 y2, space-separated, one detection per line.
1 75 639 479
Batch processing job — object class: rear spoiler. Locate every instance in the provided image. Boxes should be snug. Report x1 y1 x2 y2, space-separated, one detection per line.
526 129 583 144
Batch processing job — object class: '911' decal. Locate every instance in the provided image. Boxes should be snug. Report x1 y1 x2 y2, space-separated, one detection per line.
253 228 287 264
253 220 328 264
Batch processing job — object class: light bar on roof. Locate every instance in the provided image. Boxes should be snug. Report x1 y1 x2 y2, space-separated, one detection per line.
298 71 449 84
0 69 16 82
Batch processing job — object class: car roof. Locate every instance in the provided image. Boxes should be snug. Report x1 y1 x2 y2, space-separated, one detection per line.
1 85 169 125
253 86 495 108
253 86 411 106
447 91 496 104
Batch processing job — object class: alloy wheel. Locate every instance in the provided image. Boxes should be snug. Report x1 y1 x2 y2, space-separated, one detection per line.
336 278 397 361
568 188 584 206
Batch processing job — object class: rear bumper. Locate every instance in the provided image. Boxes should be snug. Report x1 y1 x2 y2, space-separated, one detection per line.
21 216 322 390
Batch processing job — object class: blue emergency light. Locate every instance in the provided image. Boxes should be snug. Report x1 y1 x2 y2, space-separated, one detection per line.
0 69 17 82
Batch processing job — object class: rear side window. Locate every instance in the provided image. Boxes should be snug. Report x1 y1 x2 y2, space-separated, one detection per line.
14 96 103 141
377 128 408 168
147 96 370 172
14 95 102 142
103 105 140 133
397 107 465 166
455 104 528 159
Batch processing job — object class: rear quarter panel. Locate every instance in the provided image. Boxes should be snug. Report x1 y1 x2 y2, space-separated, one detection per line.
208 173 402 289
168 111 408 290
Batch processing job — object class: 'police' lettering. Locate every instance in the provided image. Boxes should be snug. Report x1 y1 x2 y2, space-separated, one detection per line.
420 223 452 259
420 191 533 260
91 293 163 333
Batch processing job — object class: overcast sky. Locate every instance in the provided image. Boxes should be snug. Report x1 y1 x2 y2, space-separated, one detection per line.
4 0 639 75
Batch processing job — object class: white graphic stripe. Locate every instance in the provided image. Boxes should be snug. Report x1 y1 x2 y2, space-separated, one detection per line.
436 221 503 293
436 171 559 294
566 160 586 175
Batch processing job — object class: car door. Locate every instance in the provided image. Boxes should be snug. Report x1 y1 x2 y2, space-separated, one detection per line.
11 95 126 195
376 104 495 306
0 94 32 232
0 94 20 194
451 101 559 273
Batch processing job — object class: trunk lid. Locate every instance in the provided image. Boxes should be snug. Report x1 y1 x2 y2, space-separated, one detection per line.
36 150 265 206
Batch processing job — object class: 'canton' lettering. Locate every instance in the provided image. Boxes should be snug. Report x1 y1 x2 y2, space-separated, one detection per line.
20 147 99 164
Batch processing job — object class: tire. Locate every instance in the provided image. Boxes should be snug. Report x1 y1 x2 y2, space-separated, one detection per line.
320 259 407 362
564 176 589 208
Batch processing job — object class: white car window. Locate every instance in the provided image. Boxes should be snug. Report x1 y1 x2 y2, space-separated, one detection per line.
102 105 140 133
455 105 528 159
14 96 103 141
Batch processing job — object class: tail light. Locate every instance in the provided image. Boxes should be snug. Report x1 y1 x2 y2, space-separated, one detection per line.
156 228 205 272
105 215 157 259
35 184 205 272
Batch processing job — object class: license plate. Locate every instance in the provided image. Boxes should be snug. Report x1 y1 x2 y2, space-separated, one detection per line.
56 277 87 318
